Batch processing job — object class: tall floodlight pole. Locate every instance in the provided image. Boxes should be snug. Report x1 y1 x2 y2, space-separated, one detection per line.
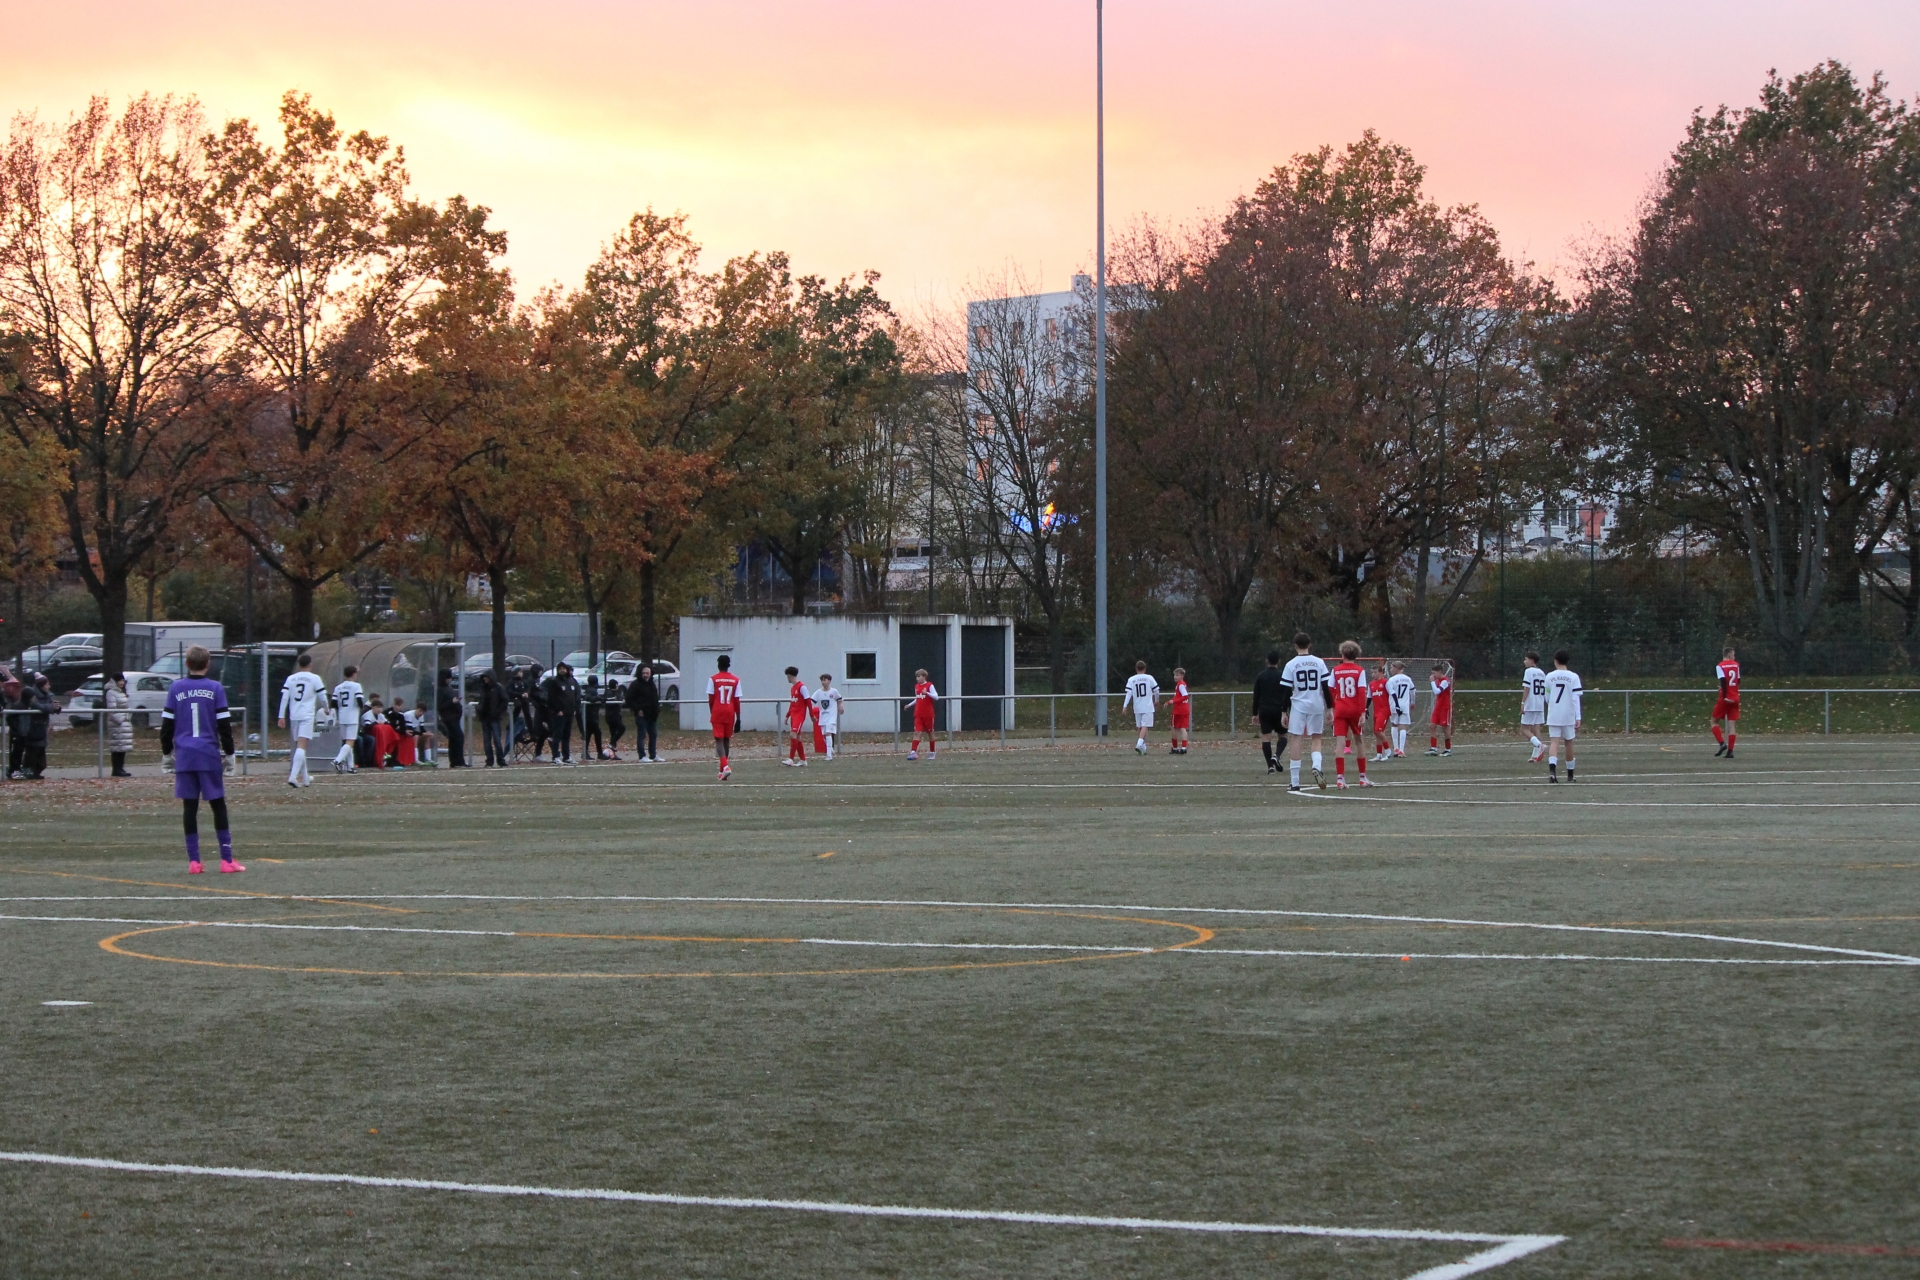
1093 0 1109 737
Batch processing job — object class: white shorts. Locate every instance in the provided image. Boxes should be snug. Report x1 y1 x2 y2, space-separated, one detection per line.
288 716 316 741
1134 709 1155 729
1547 722 1577 741
817 719 838 736
1290 707 1325 737
1389 712 1412 727
1521 712 1545 726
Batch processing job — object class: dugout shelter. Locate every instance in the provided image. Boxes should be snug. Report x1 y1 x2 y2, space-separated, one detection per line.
678 615 1014 734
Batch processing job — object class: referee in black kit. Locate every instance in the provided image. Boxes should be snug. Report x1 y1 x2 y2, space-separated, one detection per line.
1252 648 1290 775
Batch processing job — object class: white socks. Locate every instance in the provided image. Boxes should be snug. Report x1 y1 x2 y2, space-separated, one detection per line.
1394 729 1407 753
288 747 305 783
1529 735 1542 748
1310 750 1322 772
1548 755 1558 767
1290 760 1301 785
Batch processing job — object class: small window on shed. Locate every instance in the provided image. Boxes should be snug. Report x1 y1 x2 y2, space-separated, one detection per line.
846 652 878 682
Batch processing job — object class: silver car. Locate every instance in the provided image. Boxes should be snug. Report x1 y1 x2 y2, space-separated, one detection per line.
65 671 171 729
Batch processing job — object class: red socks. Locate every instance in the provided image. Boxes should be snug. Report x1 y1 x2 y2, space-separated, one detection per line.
1713 725 1725 744
1728 733 1736 749
1335 757 1345 778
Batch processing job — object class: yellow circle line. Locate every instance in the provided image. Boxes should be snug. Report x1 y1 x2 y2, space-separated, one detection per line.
96 914 1215 980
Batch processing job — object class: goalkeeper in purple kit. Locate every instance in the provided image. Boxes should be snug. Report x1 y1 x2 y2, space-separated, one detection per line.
159 646 243 874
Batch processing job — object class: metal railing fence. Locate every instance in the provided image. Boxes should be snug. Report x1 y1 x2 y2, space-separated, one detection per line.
3 704 249 780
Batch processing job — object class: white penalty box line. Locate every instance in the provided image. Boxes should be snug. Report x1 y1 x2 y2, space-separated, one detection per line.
0 1150 1564 1280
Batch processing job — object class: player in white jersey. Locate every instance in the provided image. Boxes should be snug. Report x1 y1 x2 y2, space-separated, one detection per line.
812 673 844 760
1520 651 1548 761
1124 660 1160 754
1543 649 1583 783
1384 662 1416 758
277 652 328 787
1280 632 1331 790
331 665 366 773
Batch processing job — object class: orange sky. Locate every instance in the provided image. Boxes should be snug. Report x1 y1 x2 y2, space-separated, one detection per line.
10 2 1918 310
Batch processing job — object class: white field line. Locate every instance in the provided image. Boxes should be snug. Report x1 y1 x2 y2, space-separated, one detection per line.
1182 949 1905 966
13 895 1916 966
1290 790 1920 808
268 895 1920 965
0 1150 1564 1279
0 915 1150 954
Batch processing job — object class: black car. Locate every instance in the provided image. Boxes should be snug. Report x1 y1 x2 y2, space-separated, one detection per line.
39 645 104 694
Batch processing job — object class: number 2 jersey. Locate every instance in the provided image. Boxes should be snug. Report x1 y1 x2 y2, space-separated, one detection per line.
1715 659 1741 707
163 676 230 771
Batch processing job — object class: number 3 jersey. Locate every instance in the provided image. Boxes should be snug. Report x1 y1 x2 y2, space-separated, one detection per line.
163 676 230 771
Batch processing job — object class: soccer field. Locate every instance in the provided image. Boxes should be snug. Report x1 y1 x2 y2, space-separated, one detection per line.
2 736 1917 1278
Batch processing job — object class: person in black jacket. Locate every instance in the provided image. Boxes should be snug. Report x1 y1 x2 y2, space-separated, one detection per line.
625 665 661 762
477 671 511 766
437 670 467 768
525 665 550 757
540 663 579 764
19 673 55 779
1250 648 1290 776
580 673 607 761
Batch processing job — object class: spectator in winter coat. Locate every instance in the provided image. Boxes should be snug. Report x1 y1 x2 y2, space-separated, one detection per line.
625 665 662 762
105 672 135 777
6 678 31 779
540 664 579 764
580 673 607 760
525 666 550 757
437 670 467 768
18 674 54 779
476 671 511 766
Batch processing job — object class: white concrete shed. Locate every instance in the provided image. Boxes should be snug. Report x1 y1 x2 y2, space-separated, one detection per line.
676 615 1014 733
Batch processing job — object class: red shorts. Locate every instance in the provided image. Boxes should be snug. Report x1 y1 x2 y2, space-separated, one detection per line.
1333 714 1363 739
1171 707 1191 729
913 710 935 733
1430 708 1452 726
1713 699 1740 722
789 713 809 732
1373 710 1389 733
712 716 736 740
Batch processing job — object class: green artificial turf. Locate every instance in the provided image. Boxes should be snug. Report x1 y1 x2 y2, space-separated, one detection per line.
1 735 1916 1278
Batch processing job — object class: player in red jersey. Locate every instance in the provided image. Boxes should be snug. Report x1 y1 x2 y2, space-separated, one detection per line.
1712 646 1740 758
1368 663 1390 761
782 666 810 766
1328 641 1374 789
908 668 939 760
707 655 740 780
1427 661 1454 756
1167 667 1192 754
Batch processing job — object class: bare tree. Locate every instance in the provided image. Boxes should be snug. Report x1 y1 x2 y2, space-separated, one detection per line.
0 96 228 676
924 277 1087 690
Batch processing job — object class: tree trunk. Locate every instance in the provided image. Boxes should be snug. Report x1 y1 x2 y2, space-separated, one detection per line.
579 552 602 665
1409 541 1434 654
489 567 509 683
790 565 808 617
1211 592 1246 683
92 574 130 680
289 579 316 642
639 561 659 663
1047 612 1066 695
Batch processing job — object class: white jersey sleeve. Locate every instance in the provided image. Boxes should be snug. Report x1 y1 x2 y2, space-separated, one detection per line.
1544 670 1583 722
1521 667 1547 715
1282 656 1330 710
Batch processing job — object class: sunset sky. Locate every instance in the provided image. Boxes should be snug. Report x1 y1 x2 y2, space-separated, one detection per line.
12 2 1918 312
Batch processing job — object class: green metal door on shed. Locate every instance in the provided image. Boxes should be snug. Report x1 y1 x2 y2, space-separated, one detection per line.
961 625 1006 730
899 625 946 731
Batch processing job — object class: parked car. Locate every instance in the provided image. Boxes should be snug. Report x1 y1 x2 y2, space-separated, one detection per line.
38 645 104 694
462 653 540 677
15 633 105 669
65 671 171 729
